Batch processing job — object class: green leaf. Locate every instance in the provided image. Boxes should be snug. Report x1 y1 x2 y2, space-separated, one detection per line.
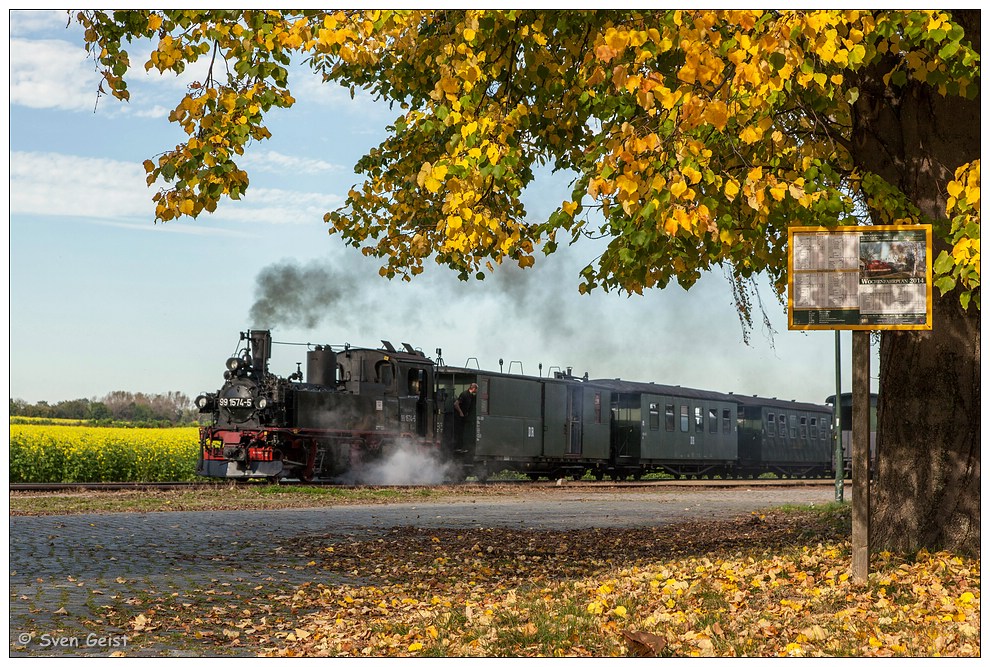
933 250 954 275
934 275 957 295
938 40 961 60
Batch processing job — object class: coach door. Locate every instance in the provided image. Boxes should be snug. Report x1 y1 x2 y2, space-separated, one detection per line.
542 382 584 457
567 386 583 455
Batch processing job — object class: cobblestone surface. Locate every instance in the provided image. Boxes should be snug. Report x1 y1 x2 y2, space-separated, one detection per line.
9 485 837 656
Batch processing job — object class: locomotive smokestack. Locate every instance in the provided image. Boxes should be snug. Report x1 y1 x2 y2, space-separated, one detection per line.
249 330 272 373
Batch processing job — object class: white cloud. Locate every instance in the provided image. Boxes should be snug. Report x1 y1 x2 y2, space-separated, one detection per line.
240 150 344 175
9 150 342 229
10 151 152 218
9 31 206 118
211 187 342 225
291 71 395 122
131 105 173 119
8 9 71 36
9 38 103 112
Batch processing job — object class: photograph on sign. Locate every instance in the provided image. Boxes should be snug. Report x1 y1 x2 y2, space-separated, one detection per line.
787 225 932 331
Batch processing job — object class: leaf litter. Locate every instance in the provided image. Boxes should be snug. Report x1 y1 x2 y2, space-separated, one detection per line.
88 507 975 657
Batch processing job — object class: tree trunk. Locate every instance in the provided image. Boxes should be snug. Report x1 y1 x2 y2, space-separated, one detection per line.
849 11 981 555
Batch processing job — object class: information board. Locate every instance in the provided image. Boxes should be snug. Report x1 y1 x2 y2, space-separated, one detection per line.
788 225 932 330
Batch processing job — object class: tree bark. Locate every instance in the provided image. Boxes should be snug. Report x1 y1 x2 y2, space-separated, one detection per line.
849 11 981 555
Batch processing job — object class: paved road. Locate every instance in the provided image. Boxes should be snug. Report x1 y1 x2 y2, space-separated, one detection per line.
9 484 837 656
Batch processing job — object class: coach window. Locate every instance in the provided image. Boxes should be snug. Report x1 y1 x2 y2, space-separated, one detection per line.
649 403 660 430
789 414 798 438
665 404 675 431
680 405 689 432
810 417 818 439
767 412 775 436
722 409 731 433
709 408 718 433
778 414 787 438
694 406 703 432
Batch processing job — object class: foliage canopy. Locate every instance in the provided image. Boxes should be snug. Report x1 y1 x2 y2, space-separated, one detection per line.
78 9 980 311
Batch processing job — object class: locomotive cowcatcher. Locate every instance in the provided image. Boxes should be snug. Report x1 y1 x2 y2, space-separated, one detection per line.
195 330 439 482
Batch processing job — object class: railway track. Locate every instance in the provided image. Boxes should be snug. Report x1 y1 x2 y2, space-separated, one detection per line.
9 478 847 493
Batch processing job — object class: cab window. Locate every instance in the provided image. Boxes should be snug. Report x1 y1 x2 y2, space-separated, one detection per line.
375 361 395 388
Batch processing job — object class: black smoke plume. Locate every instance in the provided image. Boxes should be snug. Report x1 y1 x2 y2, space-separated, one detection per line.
249 259 358 329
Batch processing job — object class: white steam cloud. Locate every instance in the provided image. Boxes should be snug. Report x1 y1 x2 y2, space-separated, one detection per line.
336 440 458 485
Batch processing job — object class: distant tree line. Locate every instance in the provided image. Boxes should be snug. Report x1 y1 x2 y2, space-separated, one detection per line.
9 391 198 426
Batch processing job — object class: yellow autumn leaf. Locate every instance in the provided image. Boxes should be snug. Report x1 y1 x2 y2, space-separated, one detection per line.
617 173 640 195
408 642 424 652
724 179 740 200
965 185 980 207
416 161 432 188
704 101 729 130
739 126 762 144
486 144 500 164
670 180 688 199
682 166 702 184
440 75 460 95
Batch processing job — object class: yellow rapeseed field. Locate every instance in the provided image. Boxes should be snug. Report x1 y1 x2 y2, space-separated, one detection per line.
9 424 200 483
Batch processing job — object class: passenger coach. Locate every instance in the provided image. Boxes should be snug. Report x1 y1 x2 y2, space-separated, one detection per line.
591 379 739 479
436 367 612 481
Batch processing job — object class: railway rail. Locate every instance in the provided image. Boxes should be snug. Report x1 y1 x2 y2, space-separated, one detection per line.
9 478 848 493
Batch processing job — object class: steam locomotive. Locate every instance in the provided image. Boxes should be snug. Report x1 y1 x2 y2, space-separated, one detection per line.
195 330 837 483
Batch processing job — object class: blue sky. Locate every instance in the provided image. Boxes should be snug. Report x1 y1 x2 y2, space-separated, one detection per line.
7 9 873 406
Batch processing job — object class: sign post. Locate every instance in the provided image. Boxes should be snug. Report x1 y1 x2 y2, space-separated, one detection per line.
834 331 843 503
851 330 871 581
788 224 932 583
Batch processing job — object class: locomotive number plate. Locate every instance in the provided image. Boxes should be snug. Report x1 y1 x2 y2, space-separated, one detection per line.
219 397 253 408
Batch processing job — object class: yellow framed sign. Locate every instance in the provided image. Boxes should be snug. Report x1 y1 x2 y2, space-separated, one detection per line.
788 225 933 330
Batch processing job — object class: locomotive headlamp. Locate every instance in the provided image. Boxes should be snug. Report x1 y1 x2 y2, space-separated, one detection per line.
195 394 213 411
257 397 269 410
226 357 242 372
